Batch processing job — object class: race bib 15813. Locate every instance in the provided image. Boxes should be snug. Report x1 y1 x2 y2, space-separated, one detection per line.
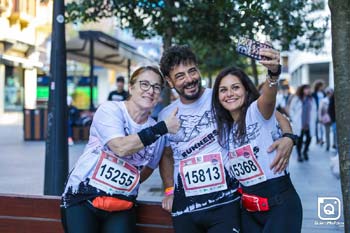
179 153 227 197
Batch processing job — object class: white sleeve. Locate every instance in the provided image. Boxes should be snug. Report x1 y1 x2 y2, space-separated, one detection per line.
92 102 126 146
146 136 165 169
248 100 276 123
157 107 171 147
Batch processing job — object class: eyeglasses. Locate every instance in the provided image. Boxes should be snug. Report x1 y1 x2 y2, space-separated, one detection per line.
139 80 162 94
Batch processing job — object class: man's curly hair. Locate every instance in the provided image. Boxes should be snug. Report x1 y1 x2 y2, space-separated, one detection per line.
160 45 198 78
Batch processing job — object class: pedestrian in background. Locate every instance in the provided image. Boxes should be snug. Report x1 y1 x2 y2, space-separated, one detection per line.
318 87 333 151
276 79 292 118
61 66 180 233
107 76 129 101
311 80 326 145
289 84 317 162
67 95 80 146
328 93 337 150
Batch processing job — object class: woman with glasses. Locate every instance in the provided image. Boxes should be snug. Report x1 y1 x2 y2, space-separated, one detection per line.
61 66 180 233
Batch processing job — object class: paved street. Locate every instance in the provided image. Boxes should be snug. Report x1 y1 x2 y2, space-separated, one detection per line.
0 113 344 232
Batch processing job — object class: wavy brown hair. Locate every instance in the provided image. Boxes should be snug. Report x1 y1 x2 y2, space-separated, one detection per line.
211 66 260 148
159 45 197 78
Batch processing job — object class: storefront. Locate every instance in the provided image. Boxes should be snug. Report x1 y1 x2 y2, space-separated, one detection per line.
66 30 156 110
4 65 24 111
19 30 156 140
0 52 43 114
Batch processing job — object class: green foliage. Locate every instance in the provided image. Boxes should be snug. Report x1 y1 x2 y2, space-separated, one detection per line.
262 0 328 51
65 0 328 73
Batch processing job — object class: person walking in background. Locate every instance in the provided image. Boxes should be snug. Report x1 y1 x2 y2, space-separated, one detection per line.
67 95 80 146
328 93 337 150
107 76 129 101
61 66 180 233
289 84 317 162
211 61 302 232
318 87 333 151
311 80 326 145
276 79 292 118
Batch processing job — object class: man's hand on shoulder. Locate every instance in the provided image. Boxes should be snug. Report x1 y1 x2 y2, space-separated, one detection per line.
268 136 294 173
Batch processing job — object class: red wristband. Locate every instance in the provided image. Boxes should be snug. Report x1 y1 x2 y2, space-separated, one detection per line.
164 187 174 196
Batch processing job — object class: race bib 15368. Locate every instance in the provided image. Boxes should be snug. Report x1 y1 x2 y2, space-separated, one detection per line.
228 144 266 186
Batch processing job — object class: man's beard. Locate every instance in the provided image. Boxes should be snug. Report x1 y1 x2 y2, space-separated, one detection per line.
173 78 202 101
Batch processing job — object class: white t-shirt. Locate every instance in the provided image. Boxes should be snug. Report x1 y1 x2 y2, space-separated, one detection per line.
62 101 164 207
158 88 239 217
227 100 287 187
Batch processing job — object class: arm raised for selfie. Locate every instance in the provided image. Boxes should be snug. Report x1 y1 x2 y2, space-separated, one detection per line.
257 47 281 119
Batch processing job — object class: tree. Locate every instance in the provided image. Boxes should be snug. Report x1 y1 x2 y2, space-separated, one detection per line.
65 0 327 85
328 1 350 231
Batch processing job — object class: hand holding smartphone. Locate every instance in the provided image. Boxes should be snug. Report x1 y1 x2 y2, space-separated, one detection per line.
236 37 273 60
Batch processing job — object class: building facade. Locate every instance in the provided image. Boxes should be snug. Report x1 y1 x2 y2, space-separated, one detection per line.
0 0 53 113
288 0 333 90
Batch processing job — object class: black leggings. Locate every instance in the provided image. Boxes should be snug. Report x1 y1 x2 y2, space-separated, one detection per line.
61 201 136 233
297 129 312 157
241 176 303 233
172 201 241 233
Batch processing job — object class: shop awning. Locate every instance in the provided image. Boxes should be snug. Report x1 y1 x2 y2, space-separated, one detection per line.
0 54 43 68
66 30 155 70
0 39 41 68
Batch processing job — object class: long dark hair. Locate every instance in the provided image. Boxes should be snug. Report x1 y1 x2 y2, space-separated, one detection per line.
211 66 260 147
313 80 324 93
295 84 311 100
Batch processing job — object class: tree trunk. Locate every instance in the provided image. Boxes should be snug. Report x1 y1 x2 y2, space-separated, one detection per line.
163 0 174 50
329 1 350 232
251 58 259 86
163 29 173 51
208 72 212 88
161 0 175 106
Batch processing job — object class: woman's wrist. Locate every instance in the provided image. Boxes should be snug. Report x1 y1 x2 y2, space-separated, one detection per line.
153 121 168 136
266 75 279 87
138 121 168 147
268 64 282 77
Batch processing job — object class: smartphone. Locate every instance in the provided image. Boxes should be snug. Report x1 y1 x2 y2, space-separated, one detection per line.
236 37 272 60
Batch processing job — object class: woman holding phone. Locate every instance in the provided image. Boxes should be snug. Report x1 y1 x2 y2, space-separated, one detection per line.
211 47 302 233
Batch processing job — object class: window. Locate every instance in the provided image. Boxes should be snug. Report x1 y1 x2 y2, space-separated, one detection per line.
4 65 24 111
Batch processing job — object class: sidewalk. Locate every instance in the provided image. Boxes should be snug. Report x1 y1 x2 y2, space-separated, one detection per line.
0 113 162 200
289 144 344 232
0 113 344 232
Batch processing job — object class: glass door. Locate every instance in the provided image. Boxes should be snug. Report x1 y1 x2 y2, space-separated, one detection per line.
4 65 24 111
